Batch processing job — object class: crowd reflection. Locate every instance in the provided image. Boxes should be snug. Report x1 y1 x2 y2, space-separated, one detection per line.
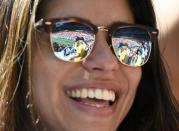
51 31 94 62
113 37 151 66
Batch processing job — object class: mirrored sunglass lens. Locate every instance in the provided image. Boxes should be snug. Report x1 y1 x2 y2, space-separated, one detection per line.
112 27 152 67
50 21 95 62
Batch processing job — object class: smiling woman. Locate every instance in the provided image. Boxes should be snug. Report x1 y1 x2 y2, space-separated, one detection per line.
0 0 178 131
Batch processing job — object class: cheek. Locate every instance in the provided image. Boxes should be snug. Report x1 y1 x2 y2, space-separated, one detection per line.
31 44 76 98
122 66 142 91
116 66 141 119
123 67 142 104
124 67 142 107
31 34 76 86
31 45 80 129
31 42 73 105
128 67 142 90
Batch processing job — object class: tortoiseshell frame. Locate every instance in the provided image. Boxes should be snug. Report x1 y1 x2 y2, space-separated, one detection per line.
35 17 159 67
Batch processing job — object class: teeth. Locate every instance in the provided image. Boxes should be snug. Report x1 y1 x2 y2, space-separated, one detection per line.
66 90 71 96
84 102 107 108
88 89 94 98
76 89 81 98
66 88 116 102
95 89 103 99
103 89 110 101
81 88 88 98
72 90 76 97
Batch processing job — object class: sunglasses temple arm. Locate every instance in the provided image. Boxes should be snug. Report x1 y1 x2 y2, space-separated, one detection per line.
34 18 44 29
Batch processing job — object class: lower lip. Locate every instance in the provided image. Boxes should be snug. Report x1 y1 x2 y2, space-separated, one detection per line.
68 97 117 117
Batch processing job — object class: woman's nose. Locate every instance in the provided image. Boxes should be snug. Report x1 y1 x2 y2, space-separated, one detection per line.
82 32 119 73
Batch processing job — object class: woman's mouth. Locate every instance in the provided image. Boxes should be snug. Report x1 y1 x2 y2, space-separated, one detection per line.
66 88 117 108
63 80 121 117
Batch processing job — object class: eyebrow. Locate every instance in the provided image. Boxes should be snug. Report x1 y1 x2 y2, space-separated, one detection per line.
37 16 134 28
35 16 140 35
68 16 134 26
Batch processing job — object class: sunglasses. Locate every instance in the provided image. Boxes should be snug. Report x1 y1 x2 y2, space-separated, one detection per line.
35 17 158 67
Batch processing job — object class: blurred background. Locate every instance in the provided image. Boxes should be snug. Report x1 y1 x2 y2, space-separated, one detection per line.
153 0 179 101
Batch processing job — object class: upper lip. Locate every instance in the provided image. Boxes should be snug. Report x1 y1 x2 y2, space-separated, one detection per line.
63 80 122 98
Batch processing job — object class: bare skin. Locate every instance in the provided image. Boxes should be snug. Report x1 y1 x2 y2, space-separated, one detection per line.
32 0 141 131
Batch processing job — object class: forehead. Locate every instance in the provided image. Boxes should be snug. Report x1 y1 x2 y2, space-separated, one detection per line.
38 0 134 25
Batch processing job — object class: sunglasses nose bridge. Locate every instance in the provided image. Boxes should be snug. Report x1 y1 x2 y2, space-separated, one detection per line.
96 26 112 48
97 26 109 32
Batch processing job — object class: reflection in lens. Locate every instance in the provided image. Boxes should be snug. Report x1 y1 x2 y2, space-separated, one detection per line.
112 37 151 66
50 30 94 62
112 27 152 67
49 21 95 62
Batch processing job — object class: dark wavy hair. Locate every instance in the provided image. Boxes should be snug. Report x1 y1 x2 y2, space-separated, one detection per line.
118 0 179 131
0 0 178 131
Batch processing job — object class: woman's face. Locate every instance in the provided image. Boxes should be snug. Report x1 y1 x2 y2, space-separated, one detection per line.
32 0 141 131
